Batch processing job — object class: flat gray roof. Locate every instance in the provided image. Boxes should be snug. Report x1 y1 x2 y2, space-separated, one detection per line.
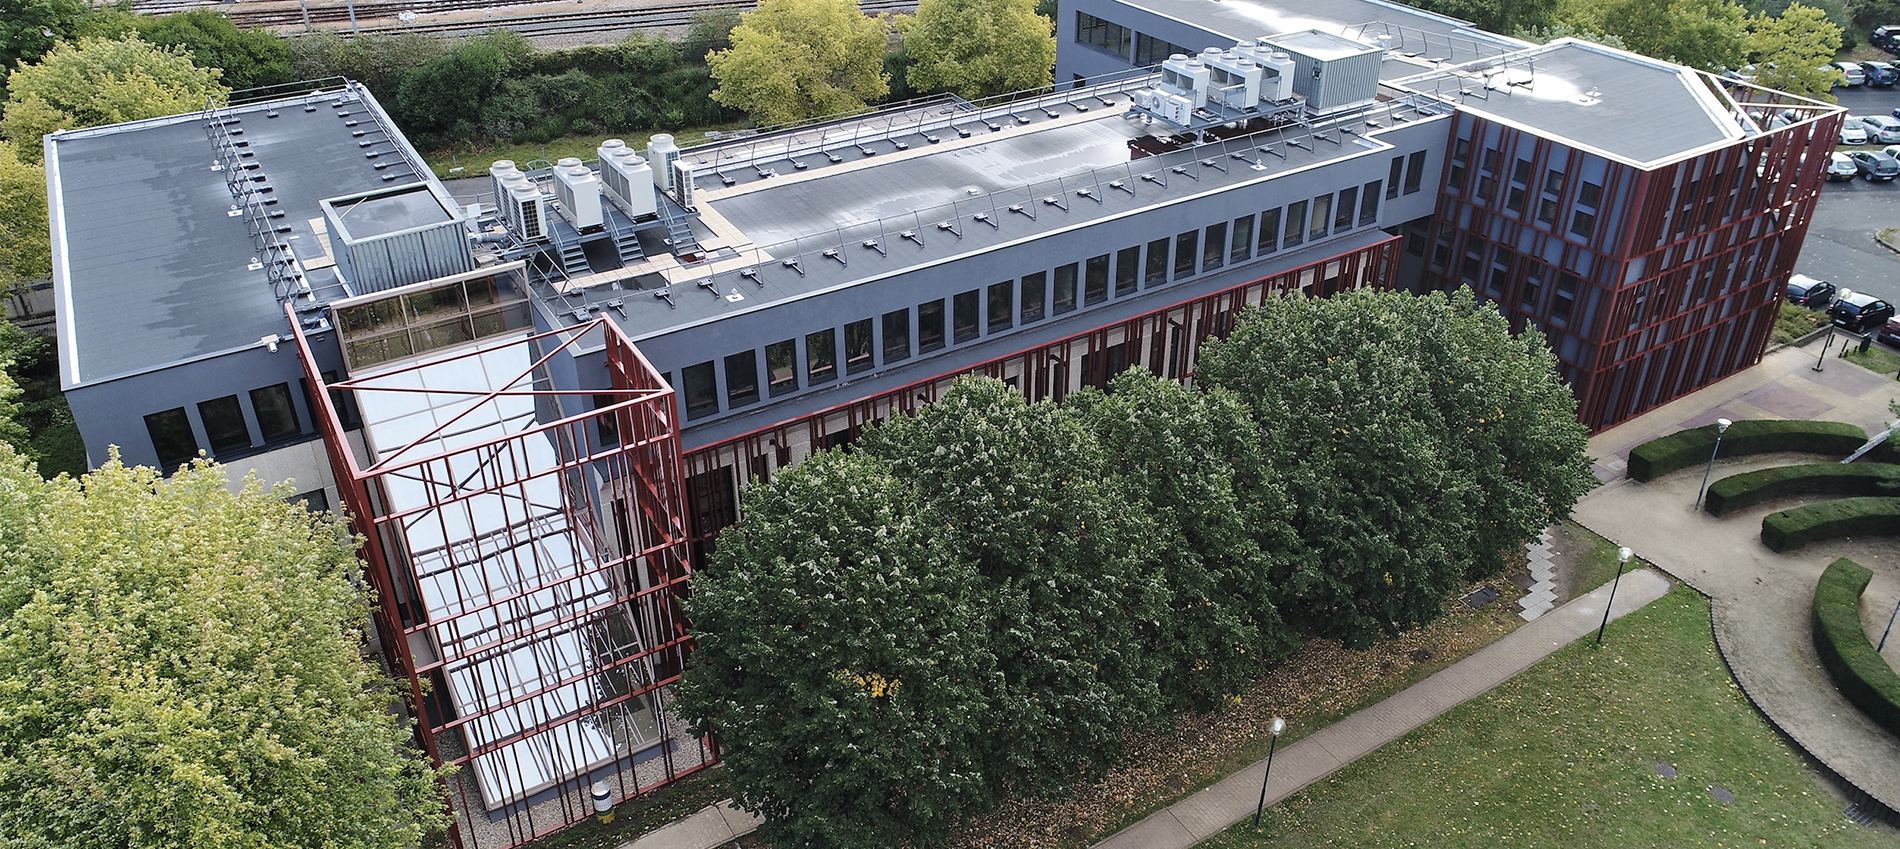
328 184 455 241
48 86 424 387
1120 0 1527 63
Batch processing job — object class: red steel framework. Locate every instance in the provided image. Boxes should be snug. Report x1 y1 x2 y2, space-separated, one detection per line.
677 238 1399 559
289 311 716 849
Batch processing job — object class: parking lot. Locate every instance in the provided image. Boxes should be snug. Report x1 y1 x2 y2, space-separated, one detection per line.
1794 85 1900 311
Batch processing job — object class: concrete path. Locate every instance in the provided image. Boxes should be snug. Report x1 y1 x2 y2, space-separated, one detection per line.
1518 529 1558 620
1090 568 1671 849
619 800 758 849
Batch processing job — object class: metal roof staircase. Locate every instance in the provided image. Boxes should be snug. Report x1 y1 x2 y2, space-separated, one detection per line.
548 217 591 278
656 194 702 258
602 205 646 266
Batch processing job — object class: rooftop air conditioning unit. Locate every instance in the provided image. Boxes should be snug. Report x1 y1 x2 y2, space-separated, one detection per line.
647 134 680 193
552 159 603 230
672 160 696 209
597 140 656 219
504 176 545 242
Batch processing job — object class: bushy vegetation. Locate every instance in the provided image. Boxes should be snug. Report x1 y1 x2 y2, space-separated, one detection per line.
1762 496 1900 550
1625 419 1872 482
1703 462 1900 515
1811 558 1900 736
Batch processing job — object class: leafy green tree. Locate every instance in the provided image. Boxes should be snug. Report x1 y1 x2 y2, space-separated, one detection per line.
682 8 742 62
1746 3 1843 98
862 377 1169 794
395 32 524 145
676 450 996 849
1515 21 1627 48
0 140 47 288
0 0 86 76
708 0 890 126
137 9 294 92
0 453 451 848
0 320 28 452
1195 289 1595 649
1070 370 1299 713
1406 0 1558 37
1600 0 1748 71
2 35 226 164
896 0 1054 100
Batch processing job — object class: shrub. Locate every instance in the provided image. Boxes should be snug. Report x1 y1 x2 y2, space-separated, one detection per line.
1703 463 1900 516
1761 497 1900 552
1626 420 1871 482
1811 558 1900 736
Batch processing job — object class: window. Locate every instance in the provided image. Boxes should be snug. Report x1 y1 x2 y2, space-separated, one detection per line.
1359 182 1380 225
304 370 360 430
1145 237 1169 285
1513 158 1532 184
1554 274 1578 322
1230 216 1254 263
145 408 198 469
1115 246 1140 296
883 309 911 362
1481 148 1499 173
1404 151 1426 194
1020 272 1047 323
987 282 1013 332
1545 169 1566 196
725 350 759 407
1309 194 1330 241
1570 210 1596 239
1174 231 1197 277
1538 198 1558 225
593 394 621 446
918 301 946 352
1053 263 1078 313
1078 254 1107 305
1335 187 1357 230
1283 201 1306 247
1135 33 1187 66
250 384 299 443
1452 137 1470 164
1201 222 1226 271
953 289 980 342
1387 157 1404 199
1506 186 1525 214
198 395 249 454
1258 208 1280 254
1477 176 1495 202
290 488 330 514
1520 267 1544 310
1579 181 1602 208
765 339 798 395
1076 12 1131 58
807 329 837 383
845 319 874 374
682 361 718 418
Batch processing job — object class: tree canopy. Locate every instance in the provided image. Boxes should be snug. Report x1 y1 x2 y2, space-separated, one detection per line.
2 35 226 163
1407 0 1557 38
896 0 1054 100
1597 0 1748 71
0 453 451 848
0 140 47 287
707 0 891 126
0 0 87 76
1746 3 1842 99
136 9 293 92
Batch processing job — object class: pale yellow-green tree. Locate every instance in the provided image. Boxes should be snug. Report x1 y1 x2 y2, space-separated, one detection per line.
896 0 1054 100
0 452 452 848
707 0 890 126
0 141 48 289
2 35 226 164
1746 3 1842 100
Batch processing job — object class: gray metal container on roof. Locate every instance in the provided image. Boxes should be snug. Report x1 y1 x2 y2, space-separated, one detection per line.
320 182 476 294
1262 30 1384 113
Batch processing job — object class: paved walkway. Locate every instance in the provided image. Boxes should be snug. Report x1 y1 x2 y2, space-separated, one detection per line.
1090 568 1671 849
1573 341 1900 814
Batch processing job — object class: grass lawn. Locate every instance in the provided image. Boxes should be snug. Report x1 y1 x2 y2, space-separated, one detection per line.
1774 301 1828 346
1841 344 1900 375
420 124 747 178
1203 587 1877 849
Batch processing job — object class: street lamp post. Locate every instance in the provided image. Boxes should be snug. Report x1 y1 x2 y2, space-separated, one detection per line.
1880 596 1900 653
1252 716 1287 828
1596 547 1634 645
1694 418 1734 512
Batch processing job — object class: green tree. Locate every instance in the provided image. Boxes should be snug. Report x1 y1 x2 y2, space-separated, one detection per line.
0 0 86 76
395 32 525 144
1601 0 1748 71
1195 289 1595 649
682 8 742 62
0 453 451 847
137 9 294 92
0 320 29 452
1070 370 1299 713
707 0 890 126
285 31 447 101
896 0 1054 100
1747 3 1843 98
676 450 996 849
0 140 47 288
1407 0 1558 36
1 35 226 164
861 377 1169 795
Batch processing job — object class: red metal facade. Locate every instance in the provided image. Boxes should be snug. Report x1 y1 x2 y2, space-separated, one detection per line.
289 314 715 849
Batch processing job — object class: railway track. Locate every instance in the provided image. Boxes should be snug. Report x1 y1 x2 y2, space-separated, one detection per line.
133 0 918 38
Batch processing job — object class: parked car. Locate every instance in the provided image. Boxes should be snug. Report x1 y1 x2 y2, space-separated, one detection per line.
1828 151 1858 181
1863 61 1900 86
1878 25 1900 52
1841 120 1871 145
1848 150 1900 180
1833 61 1867 86
1829 291 1897 333
1879 315 1900 348
1786 274 1836 307
1860 115 1900 143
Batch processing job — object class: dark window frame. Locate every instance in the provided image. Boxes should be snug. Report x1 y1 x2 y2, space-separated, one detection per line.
145 407 199 469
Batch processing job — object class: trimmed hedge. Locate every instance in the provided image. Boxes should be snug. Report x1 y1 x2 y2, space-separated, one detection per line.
1761 497 1900 552
1811 558 1900 737
1702 463 1900 516
1626 420 1872 482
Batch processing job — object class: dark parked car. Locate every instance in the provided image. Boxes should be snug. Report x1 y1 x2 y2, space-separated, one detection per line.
1848 150 1900 181
1829 291 1897 333
1865 61 1900 86
1879 316 1900 348
1785 273 1835 307
1878 25 1900 53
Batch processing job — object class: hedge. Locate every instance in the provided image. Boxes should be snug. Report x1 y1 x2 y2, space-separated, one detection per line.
1811 558 1900 737
1626 420 1873 482
1761 497 1900 552
1702 463 1900 516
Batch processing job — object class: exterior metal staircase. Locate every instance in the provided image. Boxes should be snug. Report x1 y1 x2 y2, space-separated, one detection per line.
548 217 591 278
656 194 702 258
603 206 646 266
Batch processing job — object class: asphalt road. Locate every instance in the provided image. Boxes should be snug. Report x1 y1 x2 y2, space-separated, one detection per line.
1794 84 1900 307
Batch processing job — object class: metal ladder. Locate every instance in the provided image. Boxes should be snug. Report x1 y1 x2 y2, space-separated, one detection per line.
657 196 702 257
548 218 590 278
603 206 646 266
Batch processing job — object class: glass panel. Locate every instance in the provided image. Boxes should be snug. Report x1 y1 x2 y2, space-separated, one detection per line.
1145 237 1169 286
683 361 718 417
806 330 836 384
336 299 402 336
1387 157 1403 198
1309 195 1331 240
197 395 250 454
953 289 980 342
1335 186 1357 230
249 383 299 443
1021 272 1046 323
987 282 1013 331
918 300 946 352
725 350 759 407
767 339 798 395
1404 150 1426 193
1053 263 1078 314
845 319 874 374
1173 231 1196 277
1201 222 1225 271
1284 201 1306 246
594 394 620 446
1115 246 1140 296
1258 208 1279 253
883 309 911 362
144 407 198 469
1360 182 1380 225
1084 254 1110 305
1230 216 1253 263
